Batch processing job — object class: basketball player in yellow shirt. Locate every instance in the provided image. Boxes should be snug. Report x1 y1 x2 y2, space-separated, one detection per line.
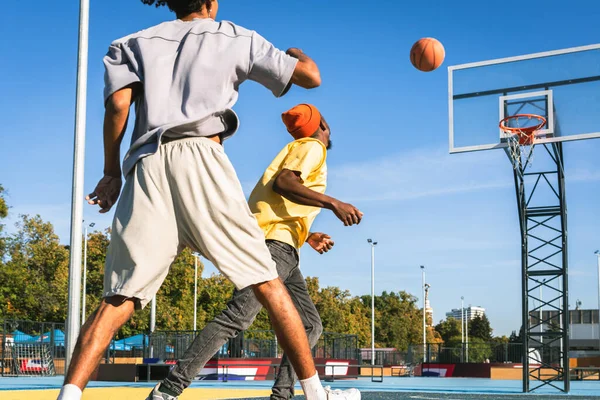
150 104 363 400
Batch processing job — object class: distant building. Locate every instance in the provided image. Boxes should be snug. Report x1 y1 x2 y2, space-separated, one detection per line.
446 306 486 321
529 308 600 351
425 298 433 327
424 284 433 326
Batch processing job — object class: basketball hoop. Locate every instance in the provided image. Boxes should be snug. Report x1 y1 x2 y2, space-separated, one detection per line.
499 114 546 169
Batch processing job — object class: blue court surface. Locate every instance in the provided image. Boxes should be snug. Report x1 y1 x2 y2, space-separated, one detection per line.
1 377 600 399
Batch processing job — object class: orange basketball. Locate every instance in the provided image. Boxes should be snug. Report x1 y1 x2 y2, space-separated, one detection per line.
410 38 445 72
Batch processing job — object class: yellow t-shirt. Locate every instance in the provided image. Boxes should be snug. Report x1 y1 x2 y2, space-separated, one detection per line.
248 138 327 249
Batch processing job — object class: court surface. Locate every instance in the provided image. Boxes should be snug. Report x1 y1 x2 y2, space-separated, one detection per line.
1 377 600 399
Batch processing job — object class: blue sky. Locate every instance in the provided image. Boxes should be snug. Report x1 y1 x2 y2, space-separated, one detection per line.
1 0 599 336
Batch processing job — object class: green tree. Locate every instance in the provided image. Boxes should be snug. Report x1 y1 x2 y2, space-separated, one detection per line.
435 318 462 343
0 214 69 321
362 291 422 351
492 335 510 344
307 277 370 347
546 320 561 333
196 273 233 323
469 314 493 341
444 335 493 363
81 229 111 321
509 327 523 343
118 249 207 338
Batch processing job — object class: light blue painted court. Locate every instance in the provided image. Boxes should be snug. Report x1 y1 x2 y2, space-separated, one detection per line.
1 377 600 399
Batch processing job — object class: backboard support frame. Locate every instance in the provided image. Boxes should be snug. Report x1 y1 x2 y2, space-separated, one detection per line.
509 143 570 394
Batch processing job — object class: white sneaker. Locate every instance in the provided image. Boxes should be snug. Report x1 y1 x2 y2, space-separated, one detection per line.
324 386 361 400
145 384 178 400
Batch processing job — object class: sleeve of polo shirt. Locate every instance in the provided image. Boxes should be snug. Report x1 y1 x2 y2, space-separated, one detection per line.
103 42 141 104
281 142 325 183
248 31 299 98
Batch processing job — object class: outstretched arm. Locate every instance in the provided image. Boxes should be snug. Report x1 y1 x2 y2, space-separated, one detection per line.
273 169 362 226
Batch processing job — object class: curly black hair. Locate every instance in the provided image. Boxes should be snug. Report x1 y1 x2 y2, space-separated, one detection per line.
141 0 210 17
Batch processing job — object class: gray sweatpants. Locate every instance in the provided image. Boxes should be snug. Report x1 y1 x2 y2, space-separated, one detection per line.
162 240 323 399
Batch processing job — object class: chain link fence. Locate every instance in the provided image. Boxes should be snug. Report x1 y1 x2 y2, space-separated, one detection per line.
1 320 65 376
147 330 359 362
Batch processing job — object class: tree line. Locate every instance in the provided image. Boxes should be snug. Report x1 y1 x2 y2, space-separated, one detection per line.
0 184 504 350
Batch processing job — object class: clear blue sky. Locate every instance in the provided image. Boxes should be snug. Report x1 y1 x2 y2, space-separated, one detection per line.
1 0 599 336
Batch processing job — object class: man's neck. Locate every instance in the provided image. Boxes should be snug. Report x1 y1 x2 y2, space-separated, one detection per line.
179 12 208 21
310 133 326 147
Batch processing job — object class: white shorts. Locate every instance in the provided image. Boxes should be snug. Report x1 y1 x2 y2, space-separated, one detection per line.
103 137 278 309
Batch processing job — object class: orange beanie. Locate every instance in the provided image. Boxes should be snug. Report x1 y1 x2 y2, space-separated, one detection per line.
281 104 321 140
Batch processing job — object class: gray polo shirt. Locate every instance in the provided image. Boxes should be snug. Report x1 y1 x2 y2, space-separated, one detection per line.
103 18 298 176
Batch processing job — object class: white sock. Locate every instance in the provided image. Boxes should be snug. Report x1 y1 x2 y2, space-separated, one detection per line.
300 371 326 400
57 384 82 400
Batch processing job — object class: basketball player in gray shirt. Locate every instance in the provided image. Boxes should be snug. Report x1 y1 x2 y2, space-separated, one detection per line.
57 1 360 400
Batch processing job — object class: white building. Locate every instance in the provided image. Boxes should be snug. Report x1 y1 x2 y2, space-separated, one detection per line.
446 306 486 321
530 309 600 351
424 284 433 326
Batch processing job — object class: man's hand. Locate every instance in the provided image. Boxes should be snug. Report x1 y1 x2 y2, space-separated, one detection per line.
286 48 304 58
285 47 321 89
330 200 363 226
307 232 334 254
86 175 122 214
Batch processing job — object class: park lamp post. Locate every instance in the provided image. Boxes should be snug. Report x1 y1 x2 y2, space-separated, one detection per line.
421 265 426 363
81 221 95 326
461 296 464 362
594 250 600 352
193 253 201 332
65 0 90 371
367 239 377 365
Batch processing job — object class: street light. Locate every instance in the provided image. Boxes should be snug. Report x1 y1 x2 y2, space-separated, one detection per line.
193 253 200 332
461 296 465 363
367 239 377 365
462 297 469 363
421 265 426 363
592 250 600 352
540 278 546 346
81 221 95 326
65 0 90 371
150 294 156 358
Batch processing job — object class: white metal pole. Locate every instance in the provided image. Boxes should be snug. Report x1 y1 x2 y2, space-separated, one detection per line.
371 244 375 366
150 295 156 332
596 251 600 354
557 277 563 367
421 266 426 363
540 279 544 346
150 295 156 358
461 297 464 363
81 225 88 327
194 255 198 332
466 305 469 363
65 0 90 371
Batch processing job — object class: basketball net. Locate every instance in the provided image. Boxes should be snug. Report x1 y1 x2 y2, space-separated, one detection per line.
499 114 546 170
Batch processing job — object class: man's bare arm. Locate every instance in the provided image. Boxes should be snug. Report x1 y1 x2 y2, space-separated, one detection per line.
87 84 139 213
103 85 137 177
284 48 321 91
272 169 362 226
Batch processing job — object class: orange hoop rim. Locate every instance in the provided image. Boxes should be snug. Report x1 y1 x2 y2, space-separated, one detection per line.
499 114 547 135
